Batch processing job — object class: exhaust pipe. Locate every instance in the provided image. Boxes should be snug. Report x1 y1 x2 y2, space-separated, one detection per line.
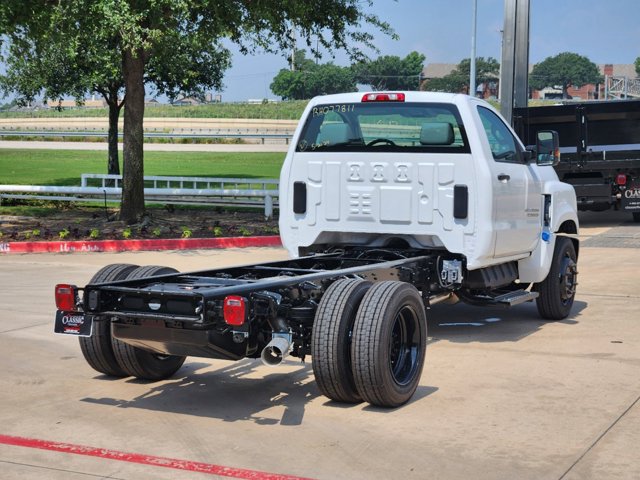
261 334 291 366
429 292 459 306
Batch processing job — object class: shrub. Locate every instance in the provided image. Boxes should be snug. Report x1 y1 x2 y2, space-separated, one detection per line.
181 226 193 238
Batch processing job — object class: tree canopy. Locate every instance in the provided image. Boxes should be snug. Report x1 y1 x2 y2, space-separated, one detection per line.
0 16 128 175
421 57 499 95
1 1 391 223
635 56 640 76
270 51 356 100
352 51 426 90
529 52 602 99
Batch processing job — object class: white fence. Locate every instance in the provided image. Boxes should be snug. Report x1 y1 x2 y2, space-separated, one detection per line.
0 174 279 218
0 130 292 144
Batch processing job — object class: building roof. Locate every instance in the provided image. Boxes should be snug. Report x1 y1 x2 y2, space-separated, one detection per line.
421 63 457 79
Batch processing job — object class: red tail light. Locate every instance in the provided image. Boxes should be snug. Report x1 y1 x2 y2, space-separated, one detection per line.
616 174 627 186
55 284 78 311
223 296 247 326
362 92 405 102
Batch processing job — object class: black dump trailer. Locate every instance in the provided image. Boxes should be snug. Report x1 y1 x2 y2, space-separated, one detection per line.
514 100 640 221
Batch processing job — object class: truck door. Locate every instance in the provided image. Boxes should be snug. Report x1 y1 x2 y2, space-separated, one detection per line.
477 106 541 258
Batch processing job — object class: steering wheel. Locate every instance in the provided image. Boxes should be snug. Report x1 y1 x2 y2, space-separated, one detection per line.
367 138 397 147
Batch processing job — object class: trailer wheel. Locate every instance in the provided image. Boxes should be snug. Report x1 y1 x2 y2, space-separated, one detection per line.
351 281 427 408
311 279 372 403
111 266 186 381
535 237 578 320
79 263 139 377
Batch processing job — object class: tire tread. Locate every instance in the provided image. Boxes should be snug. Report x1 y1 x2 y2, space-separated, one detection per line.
312 279 371 403
79 263 139 376
111 266 186 380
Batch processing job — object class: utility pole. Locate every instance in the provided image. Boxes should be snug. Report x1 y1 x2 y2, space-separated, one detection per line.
470 0 478 97
290 26 296 71
500 0 530 123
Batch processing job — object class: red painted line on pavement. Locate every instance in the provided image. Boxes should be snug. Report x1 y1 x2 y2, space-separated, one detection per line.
0 434 313 480
0 235 281 254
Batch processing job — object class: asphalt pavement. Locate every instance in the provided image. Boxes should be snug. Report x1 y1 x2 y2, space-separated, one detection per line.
0 211 639 479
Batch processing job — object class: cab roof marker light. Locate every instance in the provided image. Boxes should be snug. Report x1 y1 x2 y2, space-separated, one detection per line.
55 284 78 311
224 295 247 326
361 93 406 102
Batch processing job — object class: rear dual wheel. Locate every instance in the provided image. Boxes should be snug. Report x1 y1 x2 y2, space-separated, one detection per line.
312 279 427 408
79 264 185 381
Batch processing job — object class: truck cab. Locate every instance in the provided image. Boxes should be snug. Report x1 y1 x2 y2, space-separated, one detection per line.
279 91 578 281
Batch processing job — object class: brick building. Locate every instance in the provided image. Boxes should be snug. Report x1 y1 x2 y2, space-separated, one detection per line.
421 63 638 100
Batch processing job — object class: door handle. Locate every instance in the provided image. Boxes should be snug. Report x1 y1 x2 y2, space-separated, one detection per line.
497 174 511 182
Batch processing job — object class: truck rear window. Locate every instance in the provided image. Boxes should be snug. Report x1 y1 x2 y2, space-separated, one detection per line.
295 102 470 153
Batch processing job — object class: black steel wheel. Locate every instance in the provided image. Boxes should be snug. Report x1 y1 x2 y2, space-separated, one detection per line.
351 281 427 408
311 279 372 403
111 265 186 381
79 263 139 376
535 237 578 320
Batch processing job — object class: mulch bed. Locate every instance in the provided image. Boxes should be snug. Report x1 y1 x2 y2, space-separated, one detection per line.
0 205 279 243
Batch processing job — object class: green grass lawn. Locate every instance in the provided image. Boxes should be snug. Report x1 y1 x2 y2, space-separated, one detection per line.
0 149 285 186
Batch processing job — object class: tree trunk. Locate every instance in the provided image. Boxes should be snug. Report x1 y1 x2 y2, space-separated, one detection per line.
120 49 146 224
107 97 121 176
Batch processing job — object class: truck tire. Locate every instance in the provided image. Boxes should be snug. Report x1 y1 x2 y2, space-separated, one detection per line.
79 263 139 377
311 279 372 403
535 237 578 320
351 281 427 408
111 265 186 381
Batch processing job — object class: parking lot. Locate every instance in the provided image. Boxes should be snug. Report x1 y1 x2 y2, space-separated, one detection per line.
1 211 639 480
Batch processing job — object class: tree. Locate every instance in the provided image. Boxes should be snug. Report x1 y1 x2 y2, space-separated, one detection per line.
421 57 499 94
270 51 356 100
635 57 640 76
352 51 426 90
529 52 602 99
1 1 391 224
0 22 126 175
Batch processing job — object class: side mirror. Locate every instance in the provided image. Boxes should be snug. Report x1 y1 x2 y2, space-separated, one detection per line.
536 130 560 166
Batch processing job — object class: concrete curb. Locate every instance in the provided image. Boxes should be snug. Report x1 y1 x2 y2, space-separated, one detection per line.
0 235 281 254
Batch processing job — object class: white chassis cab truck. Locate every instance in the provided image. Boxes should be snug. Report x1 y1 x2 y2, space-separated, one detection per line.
54 92 579 408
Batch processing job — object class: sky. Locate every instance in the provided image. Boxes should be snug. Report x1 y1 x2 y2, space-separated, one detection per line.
1 0 639 103
217 0 640 101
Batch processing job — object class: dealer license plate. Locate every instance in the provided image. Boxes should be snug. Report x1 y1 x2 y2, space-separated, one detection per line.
621 185 640 212
54 311 93 336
